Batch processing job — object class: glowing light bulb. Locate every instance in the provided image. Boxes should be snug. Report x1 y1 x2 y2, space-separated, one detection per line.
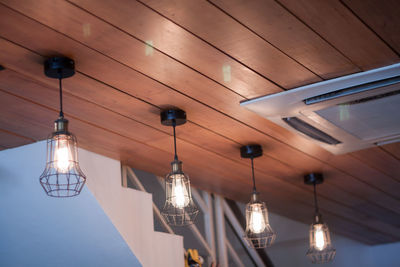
249 204 266 234
53 136 73 172
314 224 327 251
171 174 189 208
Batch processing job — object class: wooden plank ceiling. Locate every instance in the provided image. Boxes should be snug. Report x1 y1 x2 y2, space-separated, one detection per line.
0 0 400 244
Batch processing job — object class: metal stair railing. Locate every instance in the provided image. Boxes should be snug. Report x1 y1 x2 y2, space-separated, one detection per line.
122 165 273 267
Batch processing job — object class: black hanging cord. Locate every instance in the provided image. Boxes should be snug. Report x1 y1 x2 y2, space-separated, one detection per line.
58 70 64 118
172 120 178 160
313 182 320 215
251 157 257 192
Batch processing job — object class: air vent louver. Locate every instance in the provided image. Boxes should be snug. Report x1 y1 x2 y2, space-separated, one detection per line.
342 89 400 105
304 75 400 105
283 117 341 145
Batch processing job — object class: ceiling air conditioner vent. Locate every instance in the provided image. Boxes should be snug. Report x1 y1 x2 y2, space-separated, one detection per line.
344 89 400 105
282 117 341 145
304 75 400 105
241 63 400 154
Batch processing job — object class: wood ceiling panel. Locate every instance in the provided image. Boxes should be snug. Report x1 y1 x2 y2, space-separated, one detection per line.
350 147 400 182
381 143 400 161
0 128 34 148
0 0 400 244
1 8 399 220
81 0 321 90
147 0 359 80
2 0 398 200
328 154 400 200
342 0 400 54
277 0 399 70
68 0 281 99
3 0 400 214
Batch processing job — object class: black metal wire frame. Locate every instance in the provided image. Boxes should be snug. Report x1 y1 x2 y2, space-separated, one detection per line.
161 162 199 226
226 199 275 267
39 133 86 198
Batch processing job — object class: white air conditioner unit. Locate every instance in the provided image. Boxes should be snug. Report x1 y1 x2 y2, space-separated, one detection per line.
241 63 400 154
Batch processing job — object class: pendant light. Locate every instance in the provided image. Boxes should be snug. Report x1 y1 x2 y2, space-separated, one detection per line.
160 109 198 226
39 57 86 197
305 173 336 263
241 145 276 249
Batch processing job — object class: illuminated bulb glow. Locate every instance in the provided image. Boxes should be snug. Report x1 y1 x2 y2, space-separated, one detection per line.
171 174 189 208
249 204 266 234
53 136 73 172
314 224 327 251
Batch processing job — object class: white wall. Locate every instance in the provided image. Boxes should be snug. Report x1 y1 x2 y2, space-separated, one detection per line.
80 147 184 267
0 141 184 267
267 212 400 267
0 141 141 267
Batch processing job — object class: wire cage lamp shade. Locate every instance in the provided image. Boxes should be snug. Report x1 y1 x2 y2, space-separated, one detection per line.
162 159 198 226
241 145 276 249
307 222 336 263
40 118 86 197
305 173 336 263
160 109 198 226
244 192 276 248
39 57 86 197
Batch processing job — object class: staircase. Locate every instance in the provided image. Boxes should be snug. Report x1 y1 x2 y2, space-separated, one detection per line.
79 148 184 267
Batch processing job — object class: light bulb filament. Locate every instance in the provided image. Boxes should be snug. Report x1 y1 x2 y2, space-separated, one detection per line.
249 205 266 234
314 225 327 251
53 136 73 172
171 175 189 208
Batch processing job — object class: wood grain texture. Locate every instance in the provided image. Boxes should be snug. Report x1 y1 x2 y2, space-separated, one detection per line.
0 5 399 217
342 0 400 54
68 0 281 99
201 0 359 79
0 128 34 148
131 0 321 89
381 143 400 161
350 147 400 182
277 0 399 70
0 0 399 244
2 0 398 199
